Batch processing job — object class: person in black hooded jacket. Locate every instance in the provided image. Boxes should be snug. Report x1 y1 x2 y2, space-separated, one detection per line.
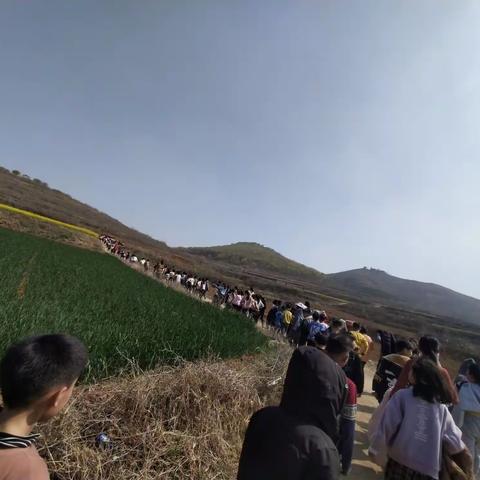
237 340 350 480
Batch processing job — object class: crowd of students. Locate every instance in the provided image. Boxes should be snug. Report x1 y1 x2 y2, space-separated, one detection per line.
238 315 377 479
100 234 210 297
100 234 270 316
238 328 479 480
0 331 478 480
99 233 480 480
0 235 477 479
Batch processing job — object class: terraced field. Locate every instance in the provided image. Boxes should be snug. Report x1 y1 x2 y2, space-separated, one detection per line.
0 228 267 379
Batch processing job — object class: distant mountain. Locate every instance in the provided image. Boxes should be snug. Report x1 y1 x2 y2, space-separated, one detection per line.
184 242 325 284
322 268 480 325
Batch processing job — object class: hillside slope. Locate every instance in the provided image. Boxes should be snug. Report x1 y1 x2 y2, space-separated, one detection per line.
2 166 480 326
184 242 324 284
322 268 480 325
0 167 170 255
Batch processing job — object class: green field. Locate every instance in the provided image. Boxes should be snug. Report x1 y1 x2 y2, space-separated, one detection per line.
0 228 267 379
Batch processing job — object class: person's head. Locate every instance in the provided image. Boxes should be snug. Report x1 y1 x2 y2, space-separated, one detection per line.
395 340 414 358
312 310 321 322
326 334 354 367
418 336 440 364
331 318 346 333
467 364 480 384
410 357 453 404
319 311 328 323
458 358 476 377
0 334 88 421
280 346 347 442
308 332 328 350
359 326 367 335
351 322 360 332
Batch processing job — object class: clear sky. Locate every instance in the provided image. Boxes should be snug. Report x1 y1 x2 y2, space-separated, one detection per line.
1 1 479 299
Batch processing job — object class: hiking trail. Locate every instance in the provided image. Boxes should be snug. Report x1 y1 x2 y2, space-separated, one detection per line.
352 362 382 480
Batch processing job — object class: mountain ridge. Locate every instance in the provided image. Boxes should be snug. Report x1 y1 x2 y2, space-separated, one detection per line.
183 241 325 285
1 166 480 326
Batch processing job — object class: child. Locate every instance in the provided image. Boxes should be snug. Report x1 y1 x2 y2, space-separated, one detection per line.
453 363 480 478
455 359 477 391
0 334 88 480
369 357 469 480
373 340 413 403
338 378 357 476
308 311 329 343
392 336 459 405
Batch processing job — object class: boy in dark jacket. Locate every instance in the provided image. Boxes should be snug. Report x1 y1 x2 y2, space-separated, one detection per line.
237 343 349 480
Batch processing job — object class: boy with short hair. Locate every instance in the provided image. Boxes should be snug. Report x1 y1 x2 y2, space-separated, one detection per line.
0 334 88 480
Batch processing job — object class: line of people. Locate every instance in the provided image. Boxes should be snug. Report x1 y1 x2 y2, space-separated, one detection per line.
238 311 381 479
100 234 270 317
237 327 478 480
101 232 480 480
100 234 211 299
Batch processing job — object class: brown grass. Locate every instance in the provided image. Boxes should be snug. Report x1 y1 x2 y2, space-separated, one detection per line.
16 252 38 299
38 343 291 480
0 210 101 252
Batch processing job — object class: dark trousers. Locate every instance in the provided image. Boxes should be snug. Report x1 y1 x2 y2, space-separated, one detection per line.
338 417 355 473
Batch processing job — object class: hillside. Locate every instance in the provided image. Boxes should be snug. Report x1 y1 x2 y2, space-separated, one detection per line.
184 242 325 284
321 268 480 325
0 167 170 256
2 166 480 328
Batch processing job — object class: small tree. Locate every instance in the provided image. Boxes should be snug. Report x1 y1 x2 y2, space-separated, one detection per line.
12 169 21 175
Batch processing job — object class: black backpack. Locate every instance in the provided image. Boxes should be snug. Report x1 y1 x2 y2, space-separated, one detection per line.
372 357 403 402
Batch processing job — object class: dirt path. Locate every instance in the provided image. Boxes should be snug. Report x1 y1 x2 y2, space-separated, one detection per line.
351 362 383 479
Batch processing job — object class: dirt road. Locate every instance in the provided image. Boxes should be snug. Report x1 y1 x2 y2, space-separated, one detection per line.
351 362 383 479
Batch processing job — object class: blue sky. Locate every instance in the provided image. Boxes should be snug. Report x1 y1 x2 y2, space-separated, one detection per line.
1 1 479 298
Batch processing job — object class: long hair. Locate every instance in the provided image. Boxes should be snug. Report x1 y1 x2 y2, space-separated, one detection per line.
412 357 453 404
418 336 440 364
468 364 480 384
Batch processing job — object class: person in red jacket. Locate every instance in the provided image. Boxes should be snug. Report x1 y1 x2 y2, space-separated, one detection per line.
338 378 357 475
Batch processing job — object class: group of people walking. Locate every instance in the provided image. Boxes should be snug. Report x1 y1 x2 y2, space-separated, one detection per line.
237 324 480 480
100 234 211 298
100 234 271 318
100 232 480 480
369 335 480 480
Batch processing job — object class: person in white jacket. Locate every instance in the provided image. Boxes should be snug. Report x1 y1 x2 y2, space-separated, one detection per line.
453 362 480 478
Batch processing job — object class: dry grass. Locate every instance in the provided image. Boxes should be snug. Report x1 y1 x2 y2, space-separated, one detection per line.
38 342 291 480
0 209 102 252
